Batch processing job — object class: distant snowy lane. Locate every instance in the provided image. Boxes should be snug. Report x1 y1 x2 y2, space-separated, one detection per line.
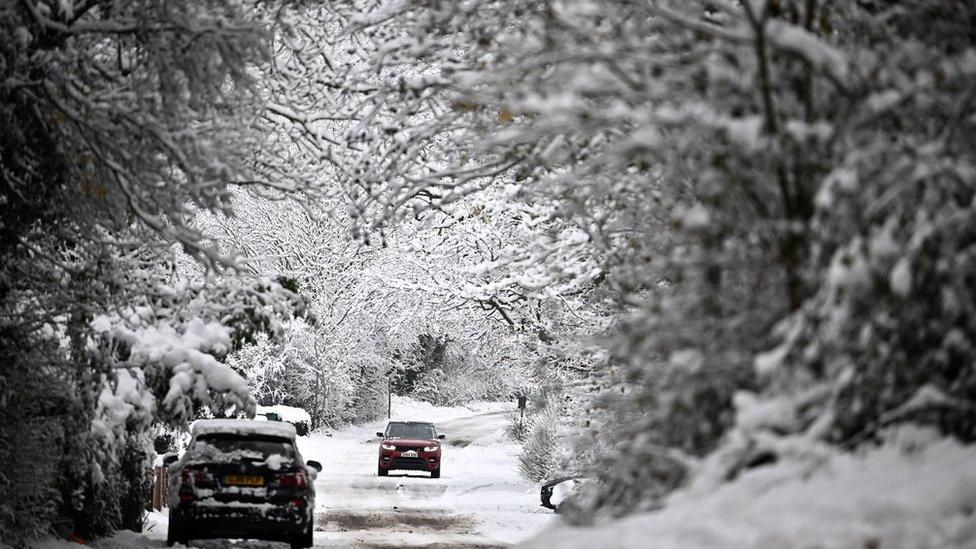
150 400 553 548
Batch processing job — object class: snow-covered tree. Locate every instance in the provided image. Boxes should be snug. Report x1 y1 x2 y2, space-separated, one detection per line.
268 0 976 519
0 1 310 541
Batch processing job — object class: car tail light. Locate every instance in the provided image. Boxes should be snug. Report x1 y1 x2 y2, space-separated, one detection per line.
276 471 309 490
179 467 215 486
177 467 213 503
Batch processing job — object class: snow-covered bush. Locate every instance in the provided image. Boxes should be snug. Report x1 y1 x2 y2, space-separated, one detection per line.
505 409 530 443
518 408 566 483
0 343 79 541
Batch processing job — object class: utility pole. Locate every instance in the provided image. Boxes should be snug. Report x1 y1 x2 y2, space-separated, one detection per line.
386 367 394 419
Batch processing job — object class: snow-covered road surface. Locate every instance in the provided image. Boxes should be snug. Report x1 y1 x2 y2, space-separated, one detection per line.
148 399 553 548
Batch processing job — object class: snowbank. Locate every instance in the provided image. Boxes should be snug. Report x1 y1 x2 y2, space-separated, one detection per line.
389 395 510 423
28 530 154 549
521 429 976 549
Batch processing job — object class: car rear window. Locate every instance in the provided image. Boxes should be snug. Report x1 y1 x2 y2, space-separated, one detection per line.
386 423 435 439
187 434 297 463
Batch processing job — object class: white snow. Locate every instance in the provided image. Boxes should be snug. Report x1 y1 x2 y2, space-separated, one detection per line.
263 453 288 471
191 418 297 439
785 119 832 142
293 397 550 546
28 530 152 549
732 391 799 433
95 317 255 420
890 257 913 297
765 20 849 83
256 404 313 425
668 348 705 372
753 344 789 376
867 89 903 113
827 246 872 292
548 478 580 508
881 385 973 424
194 498 277 511
521 427 976 549
677 204 711 231
32 397 551 548
387 394 511 423
724 115 764 151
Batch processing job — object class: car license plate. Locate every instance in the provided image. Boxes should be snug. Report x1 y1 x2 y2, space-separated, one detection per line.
225 474 264 486
401 450 418 458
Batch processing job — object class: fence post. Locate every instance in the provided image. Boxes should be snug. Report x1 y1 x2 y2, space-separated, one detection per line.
151 466 167 511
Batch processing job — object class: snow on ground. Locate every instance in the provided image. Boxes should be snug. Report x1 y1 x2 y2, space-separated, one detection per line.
28 402 976 549
295 396 552 547
521 426 976 549
29 397 552 548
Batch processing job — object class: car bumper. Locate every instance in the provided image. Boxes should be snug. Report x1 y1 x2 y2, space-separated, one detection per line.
378 453 440 471
172 499 311 539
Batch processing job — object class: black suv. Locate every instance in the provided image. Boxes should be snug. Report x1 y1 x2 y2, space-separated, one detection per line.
165 419 321 548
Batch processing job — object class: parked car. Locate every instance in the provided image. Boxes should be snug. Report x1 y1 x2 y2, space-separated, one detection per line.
164 419 321 548
376 421 445 478
256 404 312 436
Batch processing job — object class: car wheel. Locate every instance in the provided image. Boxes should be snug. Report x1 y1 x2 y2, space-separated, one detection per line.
431 467 440 479
292 518 314 549
378 465 388 477
166 517 183 547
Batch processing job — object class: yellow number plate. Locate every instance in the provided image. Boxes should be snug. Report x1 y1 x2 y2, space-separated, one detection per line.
225 474 264 486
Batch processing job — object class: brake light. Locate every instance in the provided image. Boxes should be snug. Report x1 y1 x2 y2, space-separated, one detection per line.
276 471 308 490
179 468 214 486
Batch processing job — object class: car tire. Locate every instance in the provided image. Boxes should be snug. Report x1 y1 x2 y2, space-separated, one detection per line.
378 465 388 477
431 467 440 479
166 517 184 547
291 519 313 549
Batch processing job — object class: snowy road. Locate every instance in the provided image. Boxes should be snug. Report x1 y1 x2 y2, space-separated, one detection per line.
151 399 553 548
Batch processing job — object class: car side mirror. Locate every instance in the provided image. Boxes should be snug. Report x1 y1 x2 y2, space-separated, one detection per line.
437 434 446 440
306 460 322 472
162 453 179 467
376 432 384 438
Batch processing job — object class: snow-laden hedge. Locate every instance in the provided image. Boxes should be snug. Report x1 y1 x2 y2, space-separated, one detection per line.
523 426 976 548
518 408 564 483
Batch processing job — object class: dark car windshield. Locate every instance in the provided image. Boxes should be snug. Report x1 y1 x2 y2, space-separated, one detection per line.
187 434 297 463
386 423 436 439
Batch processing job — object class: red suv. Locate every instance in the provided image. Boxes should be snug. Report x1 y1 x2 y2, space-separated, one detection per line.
376 421 445 478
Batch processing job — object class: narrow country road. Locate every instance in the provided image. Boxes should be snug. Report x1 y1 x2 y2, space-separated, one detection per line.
300 403 553 547
153 400 553 548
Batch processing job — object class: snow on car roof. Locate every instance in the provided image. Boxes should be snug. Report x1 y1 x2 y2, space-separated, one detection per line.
256 404 312 424
191 419 297 439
